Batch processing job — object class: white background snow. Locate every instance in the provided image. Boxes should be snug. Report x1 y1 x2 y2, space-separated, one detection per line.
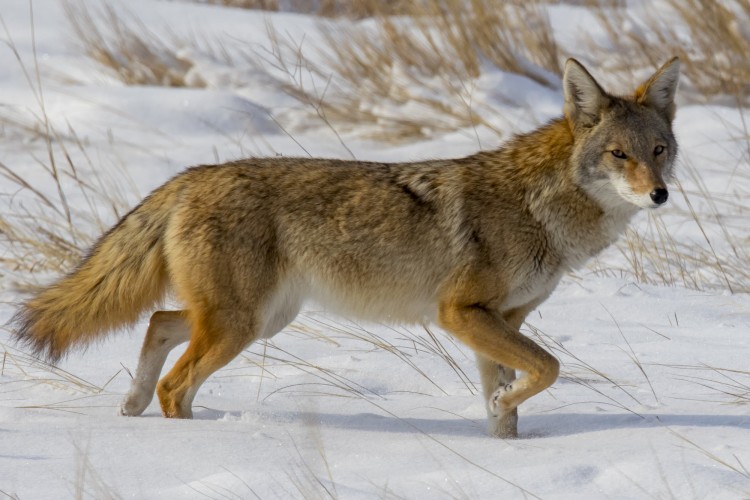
1 1 749 498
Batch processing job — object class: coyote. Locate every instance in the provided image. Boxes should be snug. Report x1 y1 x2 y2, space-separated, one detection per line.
13 57 680 438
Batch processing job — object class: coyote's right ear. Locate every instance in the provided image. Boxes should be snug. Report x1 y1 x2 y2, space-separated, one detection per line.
563 58 609 128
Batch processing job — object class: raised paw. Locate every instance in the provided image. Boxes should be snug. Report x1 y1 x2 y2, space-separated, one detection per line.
488 383 514 416
486 383 519 438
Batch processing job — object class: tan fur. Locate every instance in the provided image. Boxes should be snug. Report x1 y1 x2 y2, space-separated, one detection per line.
624 158 666 196
13 58 680 438
12 182 180 360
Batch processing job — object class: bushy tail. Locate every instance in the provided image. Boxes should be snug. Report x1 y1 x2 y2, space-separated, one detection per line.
12 180 179 362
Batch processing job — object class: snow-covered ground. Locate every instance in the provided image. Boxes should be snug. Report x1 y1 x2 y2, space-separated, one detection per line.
1 1 749 498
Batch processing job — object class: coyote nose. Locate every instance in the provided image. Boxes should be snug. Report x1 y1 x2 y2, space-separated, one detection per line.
650 188 668 205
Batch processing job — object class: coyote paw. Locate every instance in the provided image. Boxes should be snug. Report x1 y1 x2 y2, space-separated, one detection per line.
488 409 519 439
119 390 151 417
488 383 514 416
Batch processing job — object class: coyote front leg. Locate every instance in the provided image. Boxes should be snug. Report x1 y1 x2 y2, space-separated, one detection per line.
439 296 559 438
476 354 518 437
474 304 542 437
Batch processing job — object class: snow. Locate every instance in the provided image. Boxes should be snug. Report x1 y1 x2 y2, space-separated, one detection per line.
1 1 749 498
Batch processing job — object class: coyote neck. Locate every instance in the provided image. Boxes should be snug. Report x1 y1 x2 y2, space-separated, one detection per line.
529 120 636 269
485 118 638 271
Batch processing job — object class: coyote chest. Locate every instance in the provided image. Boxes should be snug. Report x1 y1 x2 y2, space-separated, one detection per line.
502 272 563 312
498 201 634 312
501 241 565 311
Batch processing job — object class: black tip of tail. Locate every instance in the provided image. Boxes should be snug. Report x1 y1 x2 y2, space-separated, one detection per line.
9 307 63 364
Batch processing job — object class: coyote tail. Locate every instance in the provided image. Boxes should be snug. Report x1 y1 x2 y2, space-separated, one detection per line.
12 181 179 362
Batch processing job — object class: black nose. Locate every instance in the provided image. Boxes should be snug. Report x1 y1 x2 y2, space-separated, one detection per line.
650 188 668 205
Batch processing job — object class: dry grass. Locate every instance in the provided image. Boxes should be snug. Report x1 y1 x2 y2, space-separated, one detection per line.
588 0 750 103
0 342 106 397
0 144 131 285
73 438 121 500
669 363 750 406
230 316 476 405
70 0 418 92
0 116 134 288
200 0 415 18
526 322 652 416
284 416 340 500
260 0 561 141
64 1 204 87
0 14 132 287
66 1 561 140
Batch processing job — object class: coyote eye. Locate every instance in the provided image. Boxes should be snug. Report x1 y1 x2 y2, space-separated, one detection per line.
611 149 627 159
654 145 665 156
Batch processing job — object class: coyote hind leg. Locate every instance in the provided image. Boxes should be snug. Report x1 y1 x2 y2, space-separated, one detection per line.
156 306 264 419
155 293 302 419
120 310 190 416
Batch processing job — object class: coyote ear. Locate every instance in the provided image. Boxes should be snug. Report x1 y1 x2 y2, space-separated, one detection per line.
563 58 609 127
635 57 680 121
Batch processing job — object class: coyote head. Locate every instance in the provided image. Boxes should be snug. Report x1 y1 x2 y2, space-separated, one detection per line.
564 57 680 210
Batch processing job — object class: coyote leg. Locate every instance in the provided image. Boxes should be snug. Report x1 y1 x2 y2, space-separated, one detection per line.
156 308 260 419
475 305 537 437
476 354 518 437
440 298 559 439
120 310 190 416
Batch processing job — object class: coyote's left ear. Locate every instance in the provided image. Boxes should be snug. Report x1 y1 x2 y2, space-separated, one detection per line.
635 57 680 121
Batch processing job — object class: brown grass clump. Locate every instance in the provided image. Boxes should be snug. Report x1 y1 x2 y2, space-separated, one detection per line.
589 0 750 102
665 0 750 98
64 1 204 87
204 0 280 10
0 137 131 288
264 0 562 141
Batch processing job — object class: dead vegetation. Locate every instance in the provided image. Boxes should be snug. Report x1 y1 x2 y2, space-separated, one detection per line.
257 0 562 141
201 0 415 18
0 17 132 287
64 0 561 141
64 1 204 87
588 0 750 102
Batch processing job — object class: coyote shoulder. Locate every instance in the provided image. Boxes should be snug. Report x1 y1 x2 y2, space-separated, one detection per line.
13 57 680 438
